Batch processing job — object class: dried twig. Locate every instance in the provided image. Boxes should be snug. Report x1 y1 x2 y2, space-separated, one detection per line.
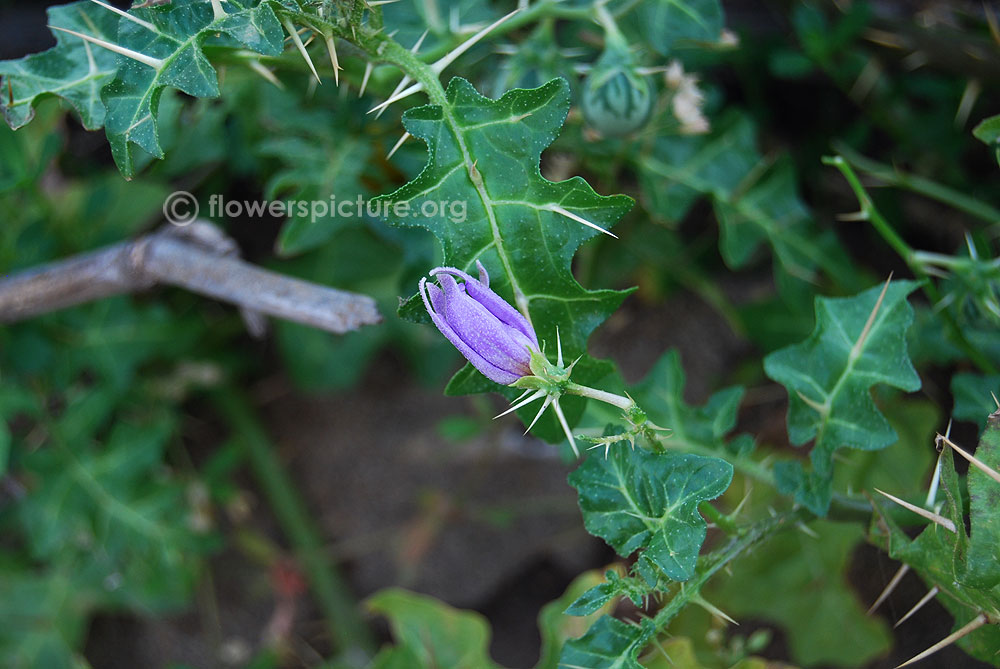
0 221 381 334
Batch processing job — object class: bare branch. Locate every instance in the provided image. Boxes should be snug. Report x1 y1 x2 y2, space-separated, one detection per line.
0 221 382 334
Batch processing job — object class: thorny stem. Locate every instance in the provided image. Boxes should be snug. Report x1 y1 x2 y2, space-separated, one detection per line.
413 0 594 63
824 155 998 375
644 509 807 633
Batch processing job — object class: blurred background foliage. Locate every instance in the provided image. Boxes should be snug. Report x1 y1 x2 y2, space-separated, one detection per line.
1 0 999 667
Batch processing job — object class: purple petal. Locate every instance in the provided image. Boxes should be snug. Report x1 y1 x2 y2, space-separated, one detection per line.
420 277 521 385
437 274 536 376
431 266 539 349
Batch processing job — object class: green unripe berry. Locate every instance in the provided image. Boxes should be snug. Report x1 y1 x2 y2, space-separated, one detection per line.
581 43 654 137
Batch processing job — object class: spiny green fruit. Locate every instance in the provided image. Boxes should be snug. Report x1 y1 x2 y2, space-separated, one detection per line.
581 39 653 137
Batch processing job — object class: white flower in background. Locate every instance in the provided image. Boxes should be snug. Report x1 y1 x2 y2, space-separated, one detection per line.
665 60 710 135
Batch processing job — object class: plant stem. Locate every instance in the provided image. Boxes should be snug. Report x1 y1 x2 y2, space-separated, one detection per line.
832 142 1000 224
565 382 634 410
209 391 375 664
648 509 806 630
824 155 998 374
698 501 739 534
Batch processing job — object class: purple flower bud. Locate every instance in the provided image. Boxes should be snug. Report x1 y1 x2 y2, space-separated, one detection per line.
419 262 540 385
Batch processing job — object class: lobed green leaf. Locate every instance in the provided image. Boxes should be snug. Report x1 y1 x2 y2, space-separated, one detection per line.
870 448 1000 665
764 280 921 514
366 588 502 669
568 448 733 583
0 2 120 130
638 111 848 282
103 0 283 177
558 615 652 669
964 411 1000 589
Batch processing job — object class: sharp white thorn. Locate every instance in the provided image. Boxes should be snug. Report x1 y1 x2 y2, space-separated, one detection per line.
894 586 939 628
796 522 819 539
551 397 578 457
49 25 164 69
509 388 532 404
358 61 374 97
281 17 320 83
733 486 752 516
325 35 341 86
992 390 1000 411
694 596 738 625
367 82 423 114
495 389 545 419
375 74 412 119
938 433 1000 485
895 613 988 668
87 0 157 32
548 205 618 238
411 29 428 53
367 0 401 5
386 131 411 159
247 60 283 89
431 8 522 75
925 450 943 508
868 564 909 615
635 66 672 75
875 489 956 533
556 327 564 367
524 395 553 434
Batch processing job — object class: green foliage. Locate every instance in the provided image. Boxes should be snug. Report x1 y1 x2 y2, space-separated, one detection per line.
0 0 285 177
559 615 653 669
709 520 891 667
631 350 746 457
0 307 213 668
565 569 647 616
569 448 732 583
964 414 1000 589
380 77 632 361
261 129 372 257
3 0 1000 666
871 435 1000 665
638 111 848 282
832 397 938 499
102 0 283 176
973 114 1000 166
764 281 922 514
0 2 119 130
366 588 502 668
952 373 1000 432
633 0 725 54
536 569 617 669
